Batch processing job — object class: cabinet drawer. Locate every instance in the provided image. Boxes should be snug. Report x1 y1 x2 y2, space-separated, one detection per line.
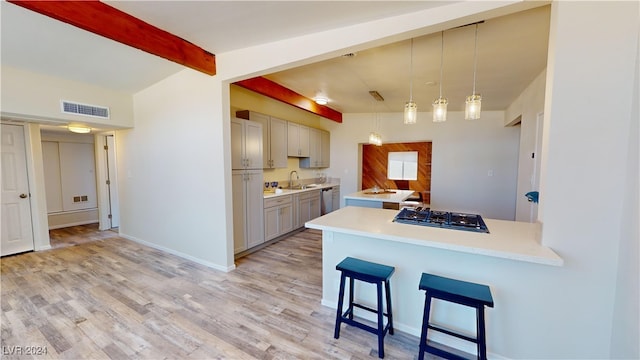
264 195 292 208
299 189 321 200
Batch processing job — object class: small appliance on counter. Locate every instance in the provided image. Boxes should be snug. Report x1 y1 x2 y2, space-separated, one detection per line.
393 207 489 233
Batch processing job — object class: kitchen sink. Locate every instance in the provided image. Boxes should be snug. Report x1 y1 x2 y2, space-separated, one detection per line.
284 184 321 190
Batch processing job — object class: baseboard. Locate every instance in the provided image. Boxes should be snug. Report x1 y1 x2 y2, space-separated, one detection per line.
119 233 235 273
321 299 510 360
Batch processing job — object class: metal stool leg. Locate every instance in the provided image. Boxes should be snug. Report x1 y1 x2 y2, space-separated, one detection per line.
348 276 354 320
377 281 384 358
334 273 346 339
418 293 432 360
385 279 394 335
477 305 487 360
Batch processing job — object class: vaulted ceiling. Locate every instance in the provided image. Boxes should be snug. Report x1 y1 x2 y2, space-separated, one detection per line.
1 1 550 117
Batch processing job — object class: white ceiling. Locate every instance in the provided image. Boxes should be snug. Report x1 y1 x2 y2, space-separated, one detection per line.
1 1 550 116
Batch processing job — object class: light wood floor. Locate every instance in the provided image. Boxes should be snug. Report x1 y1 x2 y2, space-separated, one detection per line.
1 227 431 359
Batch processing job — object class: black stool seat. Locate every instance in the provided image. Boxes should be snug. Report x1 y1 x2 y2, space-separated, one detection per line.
334 257 395 358
418 273 494 360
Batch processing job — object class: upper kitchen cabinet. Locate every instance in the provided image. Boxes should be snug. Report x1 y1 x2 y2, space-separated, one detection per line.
236 110 287 169
231 118 263 169
287 122 310 157
300 128 330 168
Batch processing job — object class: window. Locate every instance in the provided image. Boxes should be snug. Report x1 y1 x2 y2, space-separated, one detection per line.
387 151 418 180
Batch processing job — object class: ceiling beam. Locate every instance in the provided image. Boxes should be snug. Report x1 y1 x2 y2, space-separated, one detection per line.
234 77 343 123
8 0 216 76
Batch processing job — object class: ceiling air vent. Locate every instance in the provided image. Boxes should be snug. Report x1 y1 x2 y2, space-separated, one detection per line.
61 100 110 119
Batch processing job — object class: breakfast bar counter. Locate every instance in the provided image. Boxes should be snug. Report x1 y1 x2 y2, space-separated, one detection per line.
305 206 564 358
305 206 563 266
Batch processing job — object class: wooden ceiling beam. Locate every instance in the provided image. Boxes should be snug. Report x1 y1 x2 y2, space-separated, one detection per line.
234 77 342 123
8 0 216 75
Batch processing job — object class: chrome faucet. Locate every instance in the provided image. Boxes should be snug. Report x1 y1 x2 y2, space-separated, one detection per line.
289 170 299 189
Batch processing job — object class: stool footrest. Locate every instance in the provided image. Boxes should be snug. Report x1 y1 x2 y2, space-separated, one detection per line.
428 324 478 343
339 315 392 337
425 340 474 360
351 302 389 316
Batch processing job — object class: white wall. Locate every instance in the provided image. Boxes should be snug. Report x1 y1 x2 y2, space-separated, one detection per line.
0 65 134 128
327 110 520 220
117 69 233 271
536 1 639 358
609 24 639 359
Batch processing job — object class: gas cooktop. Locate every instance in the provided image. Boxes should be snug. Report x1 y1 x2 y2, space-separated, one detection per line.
393 207 490 233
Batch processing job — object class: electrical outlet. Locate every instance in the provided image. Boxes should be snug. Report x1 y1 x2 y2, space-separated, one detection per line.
73 196 81 203
81 195 88 202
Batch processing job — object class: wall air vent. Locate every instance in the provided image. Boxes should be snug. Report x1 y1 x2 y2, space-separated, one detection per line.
61 100 110 119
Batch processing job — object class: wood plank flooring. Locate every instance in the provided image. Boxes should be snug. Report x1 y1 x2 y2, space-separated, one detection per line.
1 227 432 359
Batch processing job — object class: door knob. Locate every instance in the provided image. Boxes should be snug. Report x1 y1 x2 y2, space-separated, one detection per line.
19 193 28 199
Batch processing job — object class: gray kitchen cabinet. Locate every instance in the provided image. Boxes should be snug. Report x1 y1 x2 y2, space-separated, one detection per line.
331 185 340 212
232 169 265 253
231 118 263 170
300 128 330 168
287 122 310 157
294 190 321 229
264 195 293 241
236 110 287 168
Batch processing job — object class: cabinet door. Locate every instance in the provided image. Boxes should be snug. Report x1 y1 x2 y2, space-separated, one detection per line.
264 206 280 241
309 194 321 219
292 193 301 229
298 197 311 225
246 170 265 248
308 128 321 167
298 125 310 157
231 171 247 253
332 186 340 212
270 117 288 168
287 122 300 157
231 119 245 169
279 203 293 235
244 120 263 169
321 130 330 167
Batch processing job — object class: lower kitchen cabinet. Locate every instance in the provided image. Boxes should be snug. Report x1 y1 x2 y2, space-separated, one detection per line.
232 169 265 253
294 190 321 229
264 195 293 241
331 185 340 212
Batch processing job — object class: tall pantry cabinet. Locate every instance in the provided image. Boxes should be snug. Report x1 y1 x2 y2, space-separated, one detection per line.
231 118 264 254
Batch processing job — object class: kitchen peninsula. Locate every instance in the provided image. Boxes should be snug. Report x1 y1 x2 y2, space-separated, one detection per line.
344 189 417 209
305 206 563 357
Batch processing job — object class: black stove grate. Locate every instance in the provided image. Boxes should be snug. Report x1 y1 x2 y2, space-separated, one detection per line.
393 207 489 233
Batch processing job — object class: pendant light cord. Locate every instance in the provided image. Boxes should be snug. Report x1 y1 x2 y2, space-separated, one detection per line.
409 38 414 101
472 24 478 95
439 31 444 98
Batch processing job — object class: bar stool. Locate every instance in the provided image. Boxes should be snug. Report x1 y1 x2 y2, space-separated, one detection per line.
418 273 494 360
334 257 395 358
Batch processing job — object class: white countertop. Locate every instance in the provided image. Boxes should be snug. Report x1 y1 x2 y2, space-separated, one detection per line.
263 183 339 199
305 206 563 266
343 189 416 203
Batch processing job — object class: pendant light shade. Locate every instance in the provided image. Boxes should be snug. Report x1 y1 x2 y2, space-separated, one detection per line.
404 101 417 124
404 39 417 124
465 24 482 120
433 31 448 123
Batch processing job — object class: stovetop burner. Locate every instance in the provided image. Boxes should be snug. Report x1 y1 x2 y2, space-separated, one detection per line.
393 207 489 233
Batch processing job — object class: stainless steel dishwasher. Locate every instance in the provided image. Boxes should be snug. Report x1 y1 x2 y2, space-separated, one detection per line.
321 187 333 215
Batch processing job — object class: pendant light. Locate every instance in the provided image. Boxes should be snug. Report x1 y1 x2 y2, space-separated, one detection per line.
369 101 382 146
433 31 448 122
404 38 417 124
465 23 482 120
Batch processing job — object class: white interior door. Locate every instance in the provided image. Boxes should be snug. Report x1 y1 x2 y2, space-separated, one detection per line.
1 124 34 256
